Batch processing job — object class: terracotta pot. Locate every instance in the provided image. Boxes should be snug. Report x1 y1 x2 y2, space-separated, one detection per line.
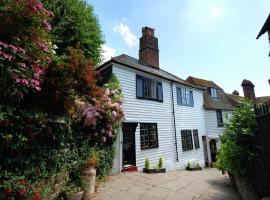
66 191 84 200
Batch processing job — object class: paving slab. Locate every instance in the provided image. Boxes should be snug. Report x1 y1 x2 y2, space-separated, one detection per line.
93 168 240 200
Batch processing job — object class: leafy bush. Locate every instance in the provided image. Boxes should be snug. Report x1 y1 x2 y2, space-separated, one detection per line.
145 158 150 169
158 157 163 169
216 99 256 176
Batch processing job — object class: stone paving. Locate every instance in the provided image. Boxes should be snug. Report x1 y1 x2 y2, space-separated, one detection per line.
92 168 240 200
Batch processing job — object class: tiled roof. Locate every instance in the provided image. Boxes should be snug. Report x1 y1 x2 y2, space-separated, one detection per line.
256 96 270 104
186 76 222 90
186 76 236 110
98 54 204 90
226 93 243 107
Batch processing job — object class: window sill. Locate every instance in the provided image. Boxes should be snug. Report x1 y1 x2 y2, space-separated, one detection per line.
182 148 194 152
136 96 163 103
141 146 159 150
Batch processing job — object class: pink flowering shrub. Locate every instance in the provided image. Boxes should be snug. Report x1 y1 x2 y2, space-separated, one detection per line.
79 74 124 143
0 0 53 102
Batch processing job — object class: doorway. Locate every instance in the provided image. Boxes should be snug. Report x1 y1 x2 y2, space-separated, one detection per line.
122 123 137 166
209 139 217 162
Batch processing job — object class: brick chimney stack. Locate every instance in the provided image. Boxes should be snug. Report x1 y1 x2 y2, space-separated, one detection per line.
139 27 159 68
232 90 239 95
241 79 256 103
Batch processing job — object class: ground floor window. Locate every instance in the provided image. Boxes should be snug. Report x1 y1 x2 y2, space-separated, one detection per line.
181 129 200 151
140 123 158 149
181 130 193 151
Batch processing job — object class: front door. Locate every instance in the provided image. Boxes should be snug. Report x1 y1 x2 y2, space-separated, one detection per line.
122 123 137 166
210 139 217 162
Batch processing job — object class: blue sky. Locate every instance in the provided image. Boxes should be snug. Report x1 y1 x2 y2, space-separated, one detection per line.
90 0 270 97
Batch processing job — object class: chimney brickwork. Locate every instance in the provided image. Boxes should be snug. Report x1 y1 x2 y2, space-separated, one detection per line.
139 27 159 68
241 79 256 103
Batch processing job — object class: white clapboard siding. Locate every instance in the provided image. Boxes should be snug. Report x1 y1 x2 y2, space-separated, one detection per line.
205 110 233 138
172 84 206 168
113 64 175 170
113 64 207 171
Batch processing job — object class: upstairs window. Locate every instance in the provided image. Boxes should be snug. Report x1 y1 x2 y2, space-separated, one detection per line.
216 110 223 127
176 87 194 107
209 88 218 99
136 75 163 102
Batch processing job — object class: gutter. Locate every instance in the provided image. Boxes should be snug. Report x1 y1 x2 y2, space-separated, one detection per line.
171 81 179 162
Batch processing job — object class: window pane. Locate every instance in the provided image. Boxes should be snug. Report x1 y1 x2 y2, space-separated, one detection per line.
136 76 143 98
216 110 223 127
157 82 163 101
181 130 193 151
140 123 158 149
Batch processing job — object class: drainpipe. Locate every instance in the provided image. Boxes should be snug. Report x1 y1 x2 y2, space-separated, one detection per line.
171 82 179 162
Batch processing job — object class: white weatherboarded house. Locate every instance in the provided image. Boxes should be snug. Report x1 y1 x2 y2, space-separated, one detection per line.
98 27 207 173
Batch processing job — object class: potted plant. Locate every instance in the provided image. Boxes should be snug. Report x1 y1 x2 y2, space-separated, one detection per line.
65 175 84 200
186 160 202 171
143 157 166 173
81 154 97 198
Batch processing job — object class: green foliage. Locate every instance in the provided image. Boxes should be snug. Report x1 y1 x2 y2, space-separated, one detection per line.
44 0 104 65
187 161 191 168
145 158 150 169
216 99 256 176
196 161 200 167
158 157 163 169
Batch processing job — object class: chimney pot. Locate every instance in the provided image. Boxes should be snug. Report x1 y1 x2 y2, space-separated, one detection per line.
232 90 239 96
241 79 256 103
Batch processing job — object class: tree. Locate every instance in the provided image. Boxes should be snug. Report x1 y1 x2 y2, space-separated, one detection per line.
216 99 256 176
44 0 104 65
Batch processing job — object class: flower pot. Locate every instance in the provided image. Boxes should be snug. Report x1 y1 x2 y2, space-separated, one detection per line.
81 166 96 199
186 166 202 171
143 168 166 174
66 191 84 200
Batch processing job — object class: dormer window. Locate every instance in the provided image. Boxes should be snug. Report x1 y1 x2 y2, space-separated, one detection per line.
209 88 218 99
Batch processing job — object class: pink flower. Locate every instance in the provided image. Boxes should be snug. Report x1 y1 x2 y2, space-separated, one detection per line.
112 111 117 118
107 131 112 138
46 10 54 17
0 40 8 48
35 86 41 91
42 19 52 31
21 78 29 85
15 77 21 83
38 43 49 52
106 123 112 130
20 63 26 68
9 44 18 51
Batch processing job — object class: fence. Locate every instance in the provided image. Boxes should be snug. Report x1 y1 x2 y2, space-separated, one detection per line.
251 102 270 197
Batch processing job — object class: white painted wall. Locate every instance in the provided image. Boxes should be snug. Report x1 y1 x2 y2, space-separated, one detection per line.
204 110 233 138
173 83 206 168
112 64 206 172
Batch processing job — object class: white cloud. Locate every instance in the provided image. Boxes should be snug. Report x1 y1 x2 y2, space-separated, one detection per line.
113 22 138 47
211 8 222 17
101 44 116 63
